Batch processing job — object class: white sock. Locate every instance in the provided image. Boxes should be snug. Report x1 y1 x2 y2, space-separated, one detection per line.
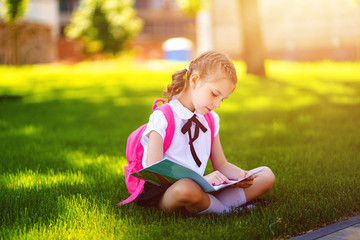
198 194 229 215
215 187 247 209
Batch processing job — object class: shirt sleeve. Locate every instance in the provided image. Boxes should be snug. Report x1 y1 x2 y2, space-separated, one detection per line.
140 110 168 168
211 111 220 137
140 110 168 149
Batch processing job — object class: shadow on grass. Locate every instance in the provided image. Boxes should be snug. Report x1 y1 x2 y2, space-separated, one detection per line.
0 99 153 235
0 95 23 102
0 99 153 172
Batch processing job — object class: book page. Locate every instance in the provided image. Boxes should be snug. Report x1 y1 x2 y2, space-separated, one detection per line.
131 160 265 192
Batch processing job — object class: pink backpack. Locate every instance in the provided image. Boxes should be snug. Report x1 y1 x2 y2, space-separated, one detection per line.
117 98 215 206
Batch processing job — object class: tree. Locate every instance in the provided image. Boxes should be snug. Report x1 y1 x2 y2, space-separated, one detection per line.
1 0 29 23
1 0 29 65
176 0 266 76
238 0 266 76
176 0 210 17
65 0 143 56
175 0 213 55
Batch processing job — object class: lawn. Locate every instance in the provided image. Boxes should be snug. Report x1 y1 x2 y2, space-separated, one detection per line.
0 59 359 239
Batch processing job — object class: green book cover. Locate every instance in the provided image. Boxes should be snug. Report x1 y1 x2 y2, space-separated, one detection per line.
131 159 264 192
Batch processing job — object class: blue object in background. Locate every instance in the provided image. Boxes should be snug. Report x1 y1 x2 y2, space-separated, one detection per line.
162 38 193 61
164 50 192 61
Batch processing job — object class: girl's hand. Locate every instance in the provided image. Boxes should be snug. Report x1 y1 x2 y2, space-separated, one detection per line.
204 171 231 186
232 171 254 188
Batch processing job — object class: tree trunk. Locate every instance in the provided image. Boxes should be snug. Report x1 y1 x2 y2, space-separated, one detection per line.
239 0 266 76
6 23 20 65
13 24 20 65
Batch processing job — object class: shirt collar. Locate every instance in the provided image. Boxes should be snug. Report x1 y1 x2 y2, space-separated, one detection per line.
169 95 202 120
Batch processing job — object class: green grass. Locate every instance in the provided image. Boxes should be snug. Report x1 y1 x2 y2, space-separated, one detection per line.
0 59 359 239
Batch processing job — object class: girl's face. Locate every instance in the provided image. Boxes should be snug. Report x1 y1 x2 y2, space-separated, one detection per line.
189 73 236 115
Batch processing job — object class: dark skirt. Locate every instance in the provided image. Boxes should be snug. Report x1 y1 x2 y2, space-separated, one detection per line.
135 182 173 207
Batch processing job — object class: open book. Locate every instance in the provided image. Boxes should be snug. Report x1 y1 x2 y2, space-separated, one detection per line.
131 159 265 192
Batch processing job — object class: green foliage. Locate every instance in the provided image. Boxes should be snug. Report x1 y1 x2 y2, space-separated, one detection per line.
0 60 360 239
65 0 143 55
1 0 29 23
176 0 210 17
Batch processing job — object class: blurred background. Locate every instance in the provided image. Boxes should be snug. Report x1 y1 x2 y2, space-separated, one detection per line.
1 0 360 75
1 3 360 237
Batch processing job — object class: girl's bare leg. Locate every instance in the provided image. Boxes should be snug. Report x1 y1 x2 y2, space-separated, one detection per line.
158 167 275 213
243 166 275 202
158 178 210 213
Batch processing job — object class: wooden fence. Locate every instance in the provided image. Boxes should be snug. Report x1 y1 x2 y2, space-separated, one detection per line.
0 20 54 65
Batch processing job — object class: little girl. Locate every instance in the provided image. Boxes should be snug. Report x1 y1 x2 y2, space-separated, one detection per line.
136 50 275 214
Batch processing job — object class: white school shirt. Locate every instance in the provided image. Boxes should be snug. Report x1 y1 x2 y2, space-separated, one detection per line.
140 96 220 176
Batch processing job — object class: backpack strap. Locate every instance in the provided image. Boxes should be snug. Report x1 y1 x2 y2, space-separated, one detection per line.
152 99 166 112
118 180 145 205
153 98 175 153
204 112 215 146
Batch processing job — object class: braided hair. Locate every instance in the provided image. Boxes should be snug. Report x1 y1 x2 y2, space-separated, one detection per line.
164 50 237 101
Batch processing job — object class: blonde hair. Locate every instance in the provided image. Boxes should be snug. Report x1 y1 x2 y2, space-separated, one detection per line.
164 50 237 101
